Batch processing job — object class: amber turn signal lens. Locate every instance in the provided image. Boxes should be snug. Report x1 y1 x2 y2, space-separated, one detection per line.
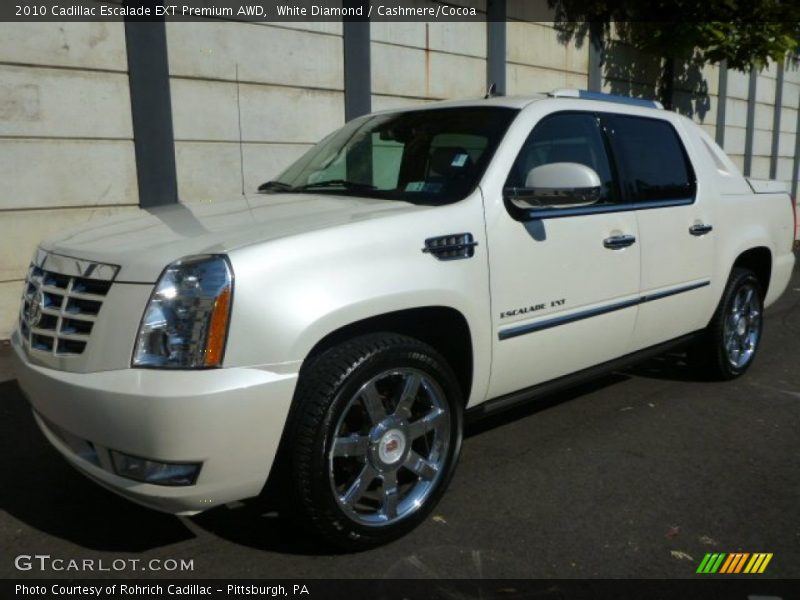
204 285 232 367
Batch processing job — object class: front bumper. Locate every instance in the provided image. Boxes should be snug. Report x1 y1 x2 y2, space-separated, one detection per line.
10 331 299 515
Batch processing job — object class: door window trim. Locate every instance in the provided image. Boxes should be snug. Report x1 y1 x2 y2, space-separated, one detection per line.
512 197 694 220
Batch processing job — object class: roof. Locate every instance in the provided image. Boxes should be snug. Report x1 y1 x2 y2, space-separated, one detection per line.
372 94 545 114
373 90 666 115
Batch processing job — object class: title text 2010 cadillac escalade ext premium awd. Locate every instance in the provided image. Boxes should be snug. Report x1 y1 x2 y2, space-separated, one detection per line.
11 90 796 549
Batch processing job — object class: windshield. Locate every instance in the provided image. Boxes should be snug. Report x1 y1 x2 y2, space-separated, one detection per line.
262 106 519 204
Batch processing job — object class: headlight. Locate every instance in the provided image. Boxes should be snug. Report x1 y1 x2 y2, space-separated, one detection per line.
132 255 233 368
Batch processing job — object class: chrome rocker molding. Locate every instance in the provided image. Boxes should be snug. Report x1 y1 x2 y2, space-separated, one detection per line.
498 280 710 341
469 331 701 421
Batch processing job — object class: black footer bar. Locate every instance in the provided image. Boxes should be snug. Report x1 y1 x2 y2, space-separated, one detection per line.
5 579 799 600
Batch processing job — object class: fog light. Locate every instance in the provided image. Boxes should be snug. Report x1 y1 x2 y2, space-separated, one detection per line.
110 451 201 486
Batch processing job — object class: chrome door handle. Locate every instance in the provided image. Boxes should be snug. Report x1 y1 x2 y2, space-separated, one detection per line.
689 223 713 236
603 234 637 250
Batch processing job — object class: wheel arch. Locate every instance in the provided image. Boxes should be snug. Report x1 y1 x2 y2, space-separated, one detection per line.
301 306 475 404
732 246 772 298
262 305 474 507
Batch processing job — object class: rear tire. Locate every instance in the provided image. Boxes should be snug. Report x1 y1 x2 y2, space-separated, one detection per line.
688 268 763 380
286 333 463 550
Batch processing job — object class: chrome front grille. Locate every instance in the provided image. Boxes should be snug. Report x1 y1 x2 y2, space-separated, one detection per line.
18 250 119 356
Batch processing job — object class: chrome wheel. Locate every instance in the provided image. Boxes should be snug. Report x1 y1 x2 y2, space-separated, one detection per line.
328 368 451 527
722 282 762 369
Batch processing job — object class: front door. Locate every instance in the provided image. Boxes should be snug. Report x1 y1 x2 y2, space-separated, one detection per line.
485 111 641 399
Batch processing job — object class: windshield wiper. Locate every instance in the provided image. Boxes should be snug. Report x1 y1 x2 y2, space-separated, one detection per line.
257 180 296 193
296 179 377 192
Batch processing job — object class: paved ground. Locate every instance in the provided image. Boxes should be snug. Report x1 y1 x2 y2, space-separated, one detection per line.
1 263 799 581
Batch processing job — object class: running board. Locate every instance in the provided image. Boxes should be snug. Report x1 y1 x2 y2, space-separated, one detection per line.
467 332 702 422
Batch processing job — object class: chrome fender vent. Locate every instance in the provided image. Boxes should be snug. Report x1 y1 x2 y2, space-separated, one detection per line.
422 233 478 261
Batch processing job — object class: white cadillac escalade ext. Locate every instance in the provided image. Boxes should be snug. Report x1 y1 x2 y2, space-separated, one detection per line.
11 90 797 549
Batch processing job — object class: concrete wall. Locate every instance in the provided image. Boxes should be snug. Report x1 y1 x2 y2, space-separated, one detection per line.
0 18 798 339
166 20 345 201
506 20 588 95
725 69 749 172
0 22 139 339
602 49 720 141
778 71 799 186
597 35 799 193
370 3 488 111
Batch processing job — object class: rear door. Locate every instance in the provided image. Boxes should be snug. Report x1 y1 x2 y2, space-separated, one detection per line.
602 114 715 350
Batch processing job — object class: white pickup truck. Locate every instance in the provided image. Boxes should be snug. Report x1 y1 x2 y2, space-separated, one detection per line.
11 90 796 549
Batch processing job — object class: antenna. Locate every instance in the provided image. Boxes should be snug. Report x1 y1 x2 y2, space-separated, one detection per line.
485 82 497 99
235 64 246 196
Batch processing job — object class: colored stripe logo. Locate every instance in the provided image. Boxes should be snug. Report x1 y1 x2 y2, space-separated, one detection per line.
696 553 773 574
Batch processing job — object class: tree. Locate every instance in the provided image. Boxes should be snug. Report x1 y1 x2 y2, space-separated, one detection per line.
549 0 800 109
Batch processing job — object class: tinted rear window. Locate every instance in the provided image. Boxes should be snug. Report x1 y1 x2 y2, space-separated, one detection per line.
606 116 696 202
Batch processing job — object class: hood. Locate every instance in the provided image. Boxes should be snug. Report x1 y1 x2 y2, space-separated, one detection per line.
41 193 424 282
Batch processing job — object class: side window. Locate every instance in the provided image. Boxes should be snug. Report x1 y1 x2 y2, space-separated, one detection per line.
605 115 696 202
506 112 617 204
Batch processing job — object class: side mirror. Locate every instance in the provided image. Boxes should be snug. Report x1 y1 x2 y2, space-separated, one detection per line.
504 163 602 215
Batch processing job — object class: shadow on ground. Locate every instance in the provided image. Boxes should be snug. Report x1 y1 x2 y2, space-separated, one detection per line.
0 344 709 556
191 504 339 556
0 377 353 556
0 380 194 552
196 350 707 555
465 348 705 439
622 351 709 383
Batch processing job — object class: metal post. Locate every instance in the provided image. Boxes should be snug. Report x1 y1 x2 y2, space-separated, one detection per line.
743 68 757 177
124 18 178 207
792 94 800 201
715 61 727 147
343 8 371 121
486 0 507 96
587 22 603 92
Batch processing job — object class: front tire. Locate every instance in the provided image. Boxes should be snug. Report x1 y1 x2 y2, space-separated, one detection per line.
689 268 764 380
286 333 463 550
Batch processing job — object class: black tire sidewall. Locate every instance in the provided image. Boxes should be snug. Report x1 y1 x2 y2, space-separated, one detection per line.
292 334 464 550
709 269 764 379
